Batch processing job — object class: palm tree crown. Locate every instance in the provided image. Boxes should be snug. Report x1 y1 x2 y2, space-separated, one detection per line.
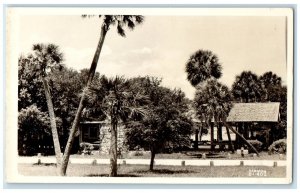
32 43 64 77
186 49 222 87
194 79 232 123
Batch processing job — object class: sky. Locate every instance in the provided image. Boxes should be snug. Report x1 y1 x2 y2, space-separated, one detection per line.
19 15 287 99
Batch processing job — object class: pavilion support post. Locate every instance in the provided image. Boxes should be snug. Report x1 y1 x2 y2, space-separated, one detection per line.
223 120 260 156
244 123 249 140
236 123 242 149
217 122 223 142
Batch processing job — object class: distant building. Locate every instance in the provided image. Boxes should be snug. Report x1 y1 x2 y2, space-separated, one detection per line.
226 102 280 149
79 121 126 154
192 102 280 150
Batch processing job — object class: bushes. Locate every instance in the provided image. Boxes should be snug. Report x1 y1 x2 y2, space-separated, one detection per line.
246 140 263 153
18 105 52 156
18 105 63 156
268 139 287 154
79 142 98 155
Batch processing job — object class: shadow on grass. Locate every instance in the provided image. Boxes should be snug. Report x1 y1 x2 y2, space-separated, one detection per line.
85 174 140 177
33 163 57 166
135 169 195 174
187 152 226 159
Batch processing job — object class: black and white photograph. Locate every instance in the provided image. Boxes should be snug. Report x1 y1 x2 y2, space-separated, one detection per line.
5 7 293 184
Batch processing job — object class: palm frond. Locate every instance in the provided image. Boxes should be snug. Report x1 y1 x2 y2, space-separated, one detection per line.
117 21 126 37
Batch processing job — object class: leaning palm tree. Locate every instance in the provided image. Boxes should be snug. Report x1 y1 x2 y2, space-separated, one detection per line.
29 44 64 169
185 49 222 87
84 75 149 176
60 15 144 176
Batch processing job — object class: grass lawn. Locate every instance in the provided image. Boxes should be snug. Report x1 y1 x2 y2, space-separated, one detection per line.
69 151 285 160
18 163 286 178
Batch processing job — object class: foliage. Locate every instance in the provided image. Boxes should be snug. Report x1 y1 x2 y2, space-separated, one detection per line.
231 71 287 142
79 142 97 155
18 56 47 111
194 79 233 123
49 68 88 141
82 15 144 37
125 77 193 157
18 105 61 156
185 49 222 87
258 72 287 140
19 60 95 154
84 75 149 122
231 71 263 102
268 139 287 154
246 140 263 152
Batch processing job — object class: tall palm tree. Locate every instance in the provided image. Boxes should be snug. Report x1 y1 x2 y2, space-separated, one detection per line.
61 15 144 176
185 49 222 87
194 79 233 150
85 76 148 176
30 44 64 169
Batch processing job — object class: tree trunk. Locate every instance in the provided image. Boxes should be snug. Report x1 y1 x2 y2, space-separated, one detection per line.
210 122 215 151
109 118 118 177
149 150 156 171
60 23 109 176
194 129 199 150
41 77 62 171
222 120 260 156
199 125 203 141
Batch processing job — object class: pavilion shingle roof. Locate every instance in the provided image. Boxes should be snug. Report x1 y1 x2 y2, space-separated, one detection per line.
226 102 280 122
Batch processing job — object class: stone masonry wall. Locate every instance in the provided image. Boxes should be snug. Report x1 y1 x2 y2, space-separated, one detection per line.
98 123 127 155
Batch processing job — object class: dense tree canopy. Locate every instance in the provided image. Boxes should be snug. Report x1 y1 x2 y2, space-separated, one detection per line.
18 57 90 155
231 71 287 141
125 76 193 170
231 71 263 102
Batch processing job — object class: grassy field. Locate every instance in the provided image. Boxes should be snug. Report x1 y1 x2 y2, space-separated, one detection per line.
18 163 286 178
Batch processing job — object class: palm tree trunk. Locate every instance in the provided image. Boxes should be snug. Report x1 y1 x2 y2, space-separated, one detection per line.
109 118 118 177
210 122 214 151
41 77 62 169
60 23 109 176
149 149 156 171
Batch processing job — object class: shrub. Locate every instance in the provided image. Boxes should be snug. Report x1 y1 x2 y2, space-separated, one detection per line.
131 146 144 156
246 140 263 153
18 105 51 156
79 142 94 155
268 139 287 154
